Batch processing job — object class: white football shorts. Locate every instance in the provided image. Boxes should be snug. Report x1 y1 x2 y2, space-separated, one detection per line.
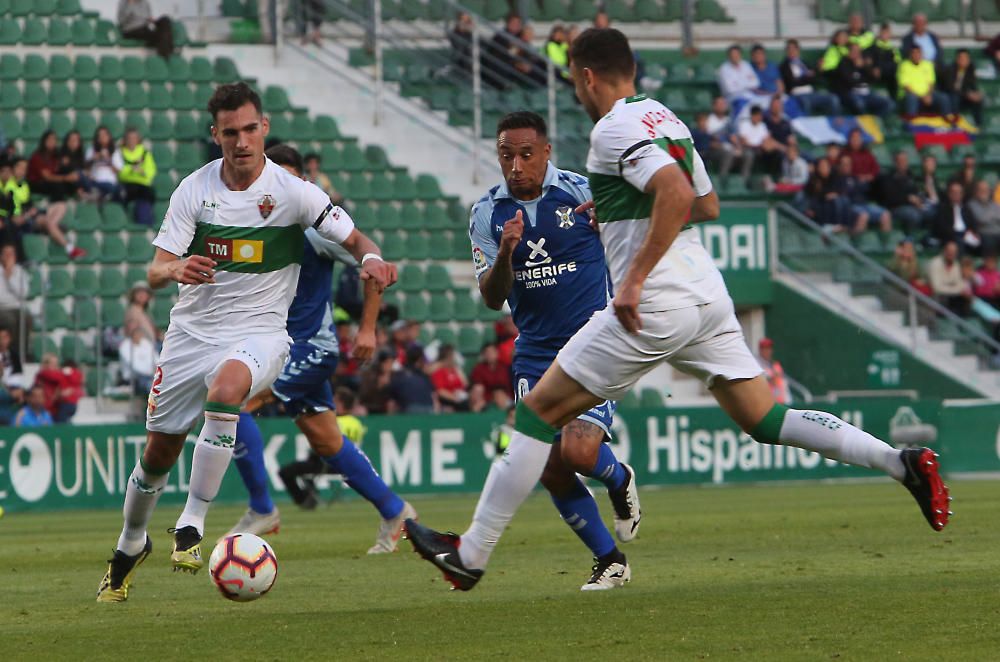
146 326 291 434
556 296 763 402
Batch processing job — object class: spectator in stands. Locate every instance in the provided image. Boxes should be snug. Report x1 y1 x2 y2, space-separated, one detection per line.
389 345 436 414
691 112 712 157
824 143 842 165
718 45 761 102
780 38 841 116
10 157 80 260
448 12 475 77
85 126 122 203
932 180 980 252
846 13 875 50
119 325 159 395
113 127 156 226
877 151 931 235
890 238 932 295
60 130 87 198
833 43 895 116
764 95 793 146
0 370 20 425
949 155 978 201
804 158 847 229
511 25 548 88
294 0 324 46
927 241 971 316
820 29 851 76
901 13 943 69
756 337 791 405
867 23 901 98
54 359 83 423
494 314 516 368
704 97 741 178
593 9 610 29
29 130 77 203
33 353 79 423
736 105 784 180
0 327 22 380
14 385 53 428
750 44 783 95
117 0 174 58
431 344 469 412
470 342 512 409
484 13 524 89
124 280 158 343
766 141 809 194
985 32 1000 75
837 154 892 236
942 49 983 125
843 128 880 194
358 348 393 414
0 244 29 359
898 45 950 116
968 180 1000 254
303 152 344 206
919 154 941 214
974 253 1000 308
545 24 569 69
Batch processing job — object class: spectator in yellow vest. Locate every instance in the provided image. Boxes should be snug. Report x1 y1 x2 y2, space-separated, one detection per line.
4 157 82 259
112 128 157 226
846 13 875 50
820 29 850 74
898 45 951 117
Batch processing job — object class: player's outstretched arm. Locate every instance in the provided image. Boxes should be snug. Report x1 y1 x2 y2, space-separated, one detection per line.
615 164 694 333
147 248 217 288
340 229 398 292
353 278 381 361
689 189 720 224
479 210 524 310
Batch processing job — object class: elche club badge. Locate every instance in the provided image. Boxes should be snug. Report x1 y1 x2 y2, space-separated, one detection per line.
556 206 574 229
258 194 276 218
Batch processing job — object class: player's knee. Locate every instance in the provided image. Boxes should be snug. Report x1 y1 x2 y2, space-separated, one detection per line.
540 460 576 497
560 441 599 474
206 383 249 407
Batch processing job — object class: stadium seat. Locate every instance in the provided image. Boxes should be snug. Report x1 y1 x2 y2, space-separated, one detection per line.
428 293 454 322
399 202 422 229
145 56 169 83
453 292 479 322
189 56 214 83
9 0 32 15
21 114 46 141
72 81 99 110
314 115 341 141
45 268 73 297
425 203 452 230
124 112 149 137
70 17 96 45
0 54 21 80
125 234 153 263
451 230 470 260
381 233 406 261
57 0 81 14
393 173 418 200
48 17 72 45
457 325 482 355
175 145 206 172
267 114 292 142
374 203 403 230
0 83 21 110
71 203 102 232
152 143 175 171
399 264 426 292
22 235 47 263
62 334 97 364
173 113 202 141
21 17 47 45
74 235 100 264
22 54 47 81
41 301 72 330
122 81 149 111
76 111 98 138
290 114 315 141
148 111 173 141
32 335 58 360
167 55 191 82
214 57 239 82
401 293 429 320
48 83 72 111
264 86 291 112
424 264 452 291
49 55 73 81
99 268 126 297
98 82 125 109
100 298 125 327
408 233 431 260
22 82 47 110
433 325 457 348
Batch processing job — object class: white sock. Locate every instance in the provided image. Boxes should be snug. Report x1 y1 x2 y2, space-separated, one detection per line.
459 431 551 570
175 411 239 536
780 409 905 481
117 461 169 555
64 243 75 254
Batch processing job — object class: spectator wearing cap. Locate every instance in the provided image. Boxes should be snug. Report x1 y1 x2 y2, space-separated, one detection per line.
125 281 158 343
780 39 842 116
470 342 512 409
756 338 791 404
389 346 436 414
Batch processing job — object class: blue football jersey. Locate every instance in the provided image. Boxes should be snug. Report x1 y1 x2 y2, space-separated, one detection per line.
469 162 612 364
285 228 355 352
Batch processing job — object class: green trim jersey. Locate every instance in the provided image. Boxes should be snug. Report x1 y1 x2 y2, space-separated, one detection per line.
587 95 727 312
153 157 356 345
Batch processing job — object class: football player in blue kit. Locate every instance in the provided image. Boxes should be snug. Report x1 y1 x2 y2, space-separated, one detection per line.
225 144 416 554
407 112 640 590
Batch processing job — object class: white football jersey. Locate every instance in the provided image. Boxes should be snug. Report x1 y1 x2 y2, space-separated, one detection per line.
586 94 727 312
153 157 355 345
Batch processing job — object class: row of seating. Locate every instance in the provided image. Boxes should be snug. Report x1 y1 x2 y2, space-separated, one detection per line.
383 289 503 324
0 14 194 48
32 264 169 299
0 53 240 86
817 0 977 23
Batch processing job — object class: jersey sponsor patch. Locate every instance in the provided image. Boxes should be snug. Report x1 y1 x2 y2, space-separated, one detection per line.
205 236 265 263
472 245 489 277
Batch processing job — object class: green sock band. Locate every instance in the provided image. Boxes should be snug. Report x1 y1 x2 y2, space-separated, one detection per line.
751 403 790 444
205 401 241 415
140 456 171 476
513 401 559 443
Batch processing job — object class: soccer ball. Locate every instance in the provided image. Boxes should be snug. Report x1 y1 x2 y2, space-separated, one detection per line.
209 533 278 602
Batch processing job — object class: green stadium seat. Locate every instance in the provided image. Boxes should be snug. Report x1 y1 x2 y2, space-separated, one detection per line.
32 335 58 360
415 174 442 201
126 266 147 286
346 173 371 200
73 268 100 297
214 57 239 82
189 56 214 83
22 54 47 80
152 144 175 171
22 235 47 263
71 203 102 232
425 203 452 230
9 0 32 15
381 233 406 261
167 55 191 83
46 267 73 297
72 81 98 110
61 334 96 364
175 146 206 173
428 293 454 322
148 112 173 142
424 264 452 291
314 115 341 141
120 55 144 82
264 86 291 112
22 17 47 45
57 0 81 14
145 56 169 83
408 233 430 261
48 83 73 111
146 83 171 111
340 142 366 171
171 83 197 111
98 82 124 109
0 54 22 80
398 202 422 229
399 264 426 292
634 0 662 21
452 291 479 324
433 325 456 347
100 298 125 327
401 293 429 320
75 111 98 137
374 203 402 230
153 173 175 201
290 114 315 141
370 173 393 201
48 17 72 45
22 82 46 110
21 114 46 142
126 234 153 263
35 0 57 12
74 235 100 264
173 113 202 141
451 230 470 259
98 55 122 82
639 387 666 408
122 82 149 111
49 55 73 81
267 114 292 142
124 112 149 137
102 205 129 232
0 83 21 110
99 269 127 297
70 17 96 45
457 325 482 354
392 173 418 200
0 114 18 141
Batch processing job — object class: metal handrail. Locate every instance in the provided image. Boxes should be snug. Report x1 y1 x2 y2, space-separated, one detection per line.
775 201 1000 356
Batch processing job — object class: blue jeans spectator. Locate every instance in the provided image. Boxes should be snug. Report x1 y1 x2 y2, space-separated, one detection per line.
903 90 952 116
844 92 895 116
793 91 842 116
891 204 933 235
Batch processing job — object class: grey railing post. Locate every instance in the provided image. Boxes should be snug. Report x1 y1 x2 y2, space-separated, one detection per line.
472 27 482 185
547 58 557 163
908 289 918 350
373 0 383 126
774 0 782 39
681 0 694 52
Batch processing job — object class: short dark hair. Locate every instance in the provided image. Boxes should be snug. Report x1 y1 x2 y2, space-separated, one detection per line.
303 152 320 163
785 38 800 48
496 111 547 139
568 28 635 80
750 105 763 115
750 43 765 54
334 386 356 411
207 82 263 120
957 48 970 56
265 144 304 175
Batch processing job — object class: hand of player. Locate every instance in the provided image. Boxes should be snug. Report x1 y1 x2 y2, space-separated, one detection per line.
613 283 643 334
353 328 377 361
172 255 217 285
360 257 397 292
498 210 524 257
574 200 600 232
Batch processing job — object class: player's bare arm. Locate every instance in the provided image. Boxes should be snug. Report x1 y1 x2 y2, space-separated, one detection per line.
689 189 720 224
615 163 694 333
479 209 524 309
147 247 217 288
339 228 398 292
353 278 381 361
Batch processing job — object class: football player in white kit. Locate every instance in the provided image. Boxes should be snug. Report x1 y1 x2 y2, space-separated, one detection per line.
98 82 397 602
405 29 950 591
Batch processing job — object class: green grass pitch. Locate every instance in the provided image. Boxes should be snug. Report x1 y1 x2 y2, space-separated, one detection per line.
2 480 998 661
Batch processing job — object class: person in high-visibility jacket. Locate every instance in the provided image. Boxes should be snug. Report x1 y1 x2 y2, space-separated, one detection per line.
112 128 156 226
3 157 82 259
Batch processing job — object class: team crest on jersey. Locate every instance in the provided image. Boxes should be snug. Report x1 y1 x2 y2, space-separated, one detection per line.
555 206 574 229
258 194 276 218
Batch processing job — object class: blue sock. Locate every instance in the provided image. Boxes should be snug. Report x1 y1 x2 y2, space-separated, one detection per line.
234 412 275 515
323 437 404 520
551 476 617 559
586 443 626 491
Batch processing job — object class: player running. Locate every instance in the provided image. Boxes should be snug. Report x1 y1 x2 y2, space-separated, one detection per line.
405 28 950 592
223 144 416 554
414 111 638 590
97 83 397 602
